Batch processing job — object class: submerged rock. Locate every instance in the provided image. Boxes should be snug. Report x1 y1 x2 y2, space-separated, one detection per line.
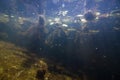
36 60 48 80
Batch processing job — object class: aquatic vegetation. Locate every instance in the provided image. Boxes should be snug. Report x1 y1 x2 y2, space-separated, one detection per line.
0 14 9 23
0 0 120 80
0 41 80 80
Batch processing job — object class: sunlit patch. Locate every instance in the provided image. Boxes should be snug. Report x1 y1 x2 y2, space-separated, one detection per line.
49 22 54 25
48 19 52 22
81 19 87 23
62 24 68 27
113 27 120 31
11 16 14 18
18 17 21 19
62 3 65 8
89 30 99 33
62 17 71 23
103 55 107 58
3 15 8 17
76 14 84 17
95 12 101 16
67 28 76 31
54 18 60 22
32 13 35 15
18 17 24 24
58 10 68 16
95 48 98 50
95 17 99 20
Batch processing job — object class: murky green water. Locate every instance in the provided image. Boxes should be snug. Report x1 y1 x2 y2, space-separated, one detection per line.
0 0 120 80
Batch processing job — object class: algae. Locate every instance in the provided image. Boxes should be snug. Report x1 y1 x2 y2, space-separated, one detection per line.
0 41 79 80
